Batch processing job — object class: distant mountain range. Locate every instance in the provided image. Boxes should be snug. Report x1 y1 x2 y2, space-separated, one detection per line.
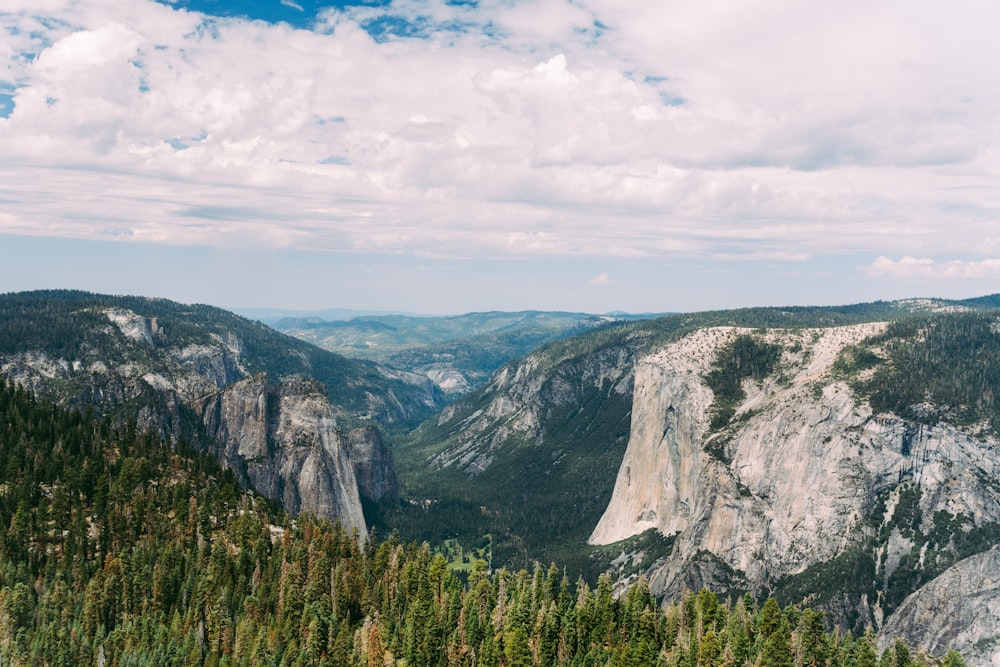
234 306 422 324
270 310 664 396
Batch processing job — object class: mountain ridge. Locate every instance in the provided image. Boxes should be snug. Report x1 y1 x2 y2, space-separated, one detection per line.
389 296 1000 664
0 290 444 535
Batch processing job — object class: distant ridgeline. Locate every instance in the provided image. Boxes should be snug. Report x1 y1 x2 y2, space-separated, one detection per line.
270 309 639 398
0 380 964 665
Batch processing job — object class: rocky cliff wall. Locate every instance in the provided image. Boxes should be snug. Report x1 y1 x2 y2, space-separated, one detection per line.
590 323 1000 661
346 425 399 502
878 547 1000 666
192 374 368 536
0 305 395 536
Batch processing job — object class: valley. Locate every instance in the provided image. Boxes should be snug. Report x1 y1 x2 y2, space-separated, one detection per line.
1 289 998 664
267 310 653 398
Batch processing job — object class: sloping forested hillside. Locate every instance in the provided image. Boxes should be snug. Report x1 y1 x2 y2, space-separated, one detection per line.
271 310 635 397
0 290 444 428
0 379 960 666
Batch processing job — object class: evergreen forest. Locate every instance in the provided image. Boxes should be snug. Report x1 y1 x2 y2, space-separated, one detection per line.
0 379 964 666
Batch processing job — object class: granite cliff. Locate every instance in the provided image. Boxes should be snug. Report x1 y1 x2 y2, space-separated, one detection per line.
0 291 427 535
590 323 1000 664
878 547 1000 665
191 374 383 535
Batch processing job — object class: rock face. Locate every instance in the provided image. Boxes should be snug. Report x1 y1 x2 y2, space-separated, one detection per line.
0 297 405 535
878 548 1000 666
346 426 399 503
590 324 1000 662
425 344 635 476
193 375 368 535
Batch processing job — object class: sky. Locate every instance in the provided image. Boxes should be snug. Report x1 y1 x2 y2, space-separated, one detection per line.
1 0 999 315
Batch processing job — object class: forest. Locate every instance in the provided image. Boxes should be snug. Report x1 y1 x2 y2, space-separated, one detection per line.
0 378 964 665
849 313 1000 434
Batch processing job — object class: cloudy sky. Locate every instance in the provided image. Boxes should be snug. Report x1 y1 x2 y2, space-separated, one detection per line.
1 0 998 315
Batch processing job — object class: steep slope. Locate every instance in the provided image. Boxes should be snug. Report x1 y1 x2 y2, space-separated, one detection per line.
273 310 635 396
392 298 1000 663
589 315 1000 662
0 290 435 533
0 290 442 425
877 547 1000 665
191 374 367 530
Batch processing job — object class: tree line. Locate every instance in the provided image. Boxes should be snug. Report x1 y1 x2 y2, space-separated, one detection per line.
0 378 964 666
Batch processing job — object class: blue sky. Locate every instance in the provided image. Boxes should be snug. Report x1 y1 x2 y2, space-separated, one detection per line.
2 1 999 314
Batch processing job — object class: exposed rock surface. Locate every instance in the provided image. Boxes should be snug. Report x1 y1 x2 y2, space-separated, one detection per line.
590 323 1000 658
192 375 366 534
878 548 1000 666
346 425 399 502
425 344 635 476
0 301 404 534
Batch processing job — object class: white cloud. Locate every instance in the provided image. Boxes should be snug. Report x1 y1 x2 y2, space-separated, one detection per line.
866 256 1000 280
588 272 611 285
0 0 999 267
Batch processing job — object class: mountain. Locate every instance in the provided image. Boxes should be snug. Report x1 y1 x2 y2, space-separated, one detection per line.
235 305 417 324
389 296 1000 664
0 288 989 661
271 310 647 397
0 290 444 534
387 302 910 566
0 378 942 665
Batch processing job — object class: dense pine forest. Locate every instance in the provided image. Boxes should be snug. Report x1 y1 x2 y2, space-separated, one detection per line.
0 379 964 665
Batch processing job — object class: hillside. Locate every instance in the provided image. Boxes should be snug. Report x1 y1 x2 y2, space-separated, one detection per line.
0 290 445 535
388 296 1000 664
0 290 443 426
271 310 642 396
0 378 950 666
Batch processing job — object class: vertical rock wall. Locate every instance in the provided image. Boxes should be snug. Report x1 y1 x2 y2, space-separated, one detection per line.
193 374 369 536
589 323 1000 661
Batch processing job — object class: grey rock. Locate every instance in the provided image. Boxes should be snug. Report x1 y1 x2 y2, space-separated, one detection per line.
878 548 1000 666
346 425 399 502
192 374 368 535
590 324 1000 655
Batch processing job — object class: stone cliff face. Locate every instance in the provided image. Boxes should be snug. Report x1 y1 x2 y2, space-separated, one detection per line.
170 374 377 537
346 425 399 502
426 344 635 476
0 303 402 535
878 548 1000 666
590 324 1000 662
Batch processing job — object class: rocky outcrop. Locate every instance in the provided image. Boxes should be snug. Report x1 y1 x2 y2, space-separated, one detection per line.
0 300 407 534
878 548 1000 666
426 344 636 476
106 307 163 345
346 426 399 502
590 324 1000 653
192 374 369 536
